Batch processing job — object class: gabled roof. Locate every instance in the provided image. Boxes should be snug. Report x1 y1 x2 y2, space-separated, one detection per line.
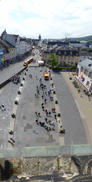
12 34 19 37
0 40 15 49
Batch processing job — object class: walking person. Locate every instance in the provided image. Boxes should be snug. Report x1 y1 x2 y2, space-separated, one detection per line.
44 98 47 104
42 105 44 111
88 94 90 101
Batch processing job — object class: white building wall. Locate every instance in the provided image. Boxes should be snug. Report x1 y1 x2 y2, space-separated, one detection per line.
89 45 92 48
16 39 31 55
77 64 92 90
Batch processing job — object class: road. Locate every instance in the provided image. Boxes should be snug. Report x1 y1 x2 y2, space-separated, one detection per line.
0 48 88 148
0 71 25 148
52 71 87 144
13 64 87 147
0 60 24 85
14 65 64 147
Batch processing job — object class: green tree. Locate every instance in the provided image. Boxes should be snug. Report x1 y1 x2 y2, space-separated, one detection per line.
81 48 87 51
88 49 92 52
89 40 92 43
50 53 58 68
72 64 77 69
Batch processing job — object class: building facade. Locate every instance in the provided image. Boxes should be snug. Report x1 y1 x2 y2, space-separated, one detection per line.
0 40 16 65
42 46 80 66
1 30 32 59
76 59 92 91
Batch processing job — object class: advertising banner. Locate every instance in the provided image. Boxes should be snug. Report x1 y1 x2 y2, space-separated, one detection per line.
0 49 4 64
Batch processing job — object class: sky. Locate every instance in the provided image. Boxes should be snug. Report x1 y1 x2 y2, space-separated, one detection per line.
0 0 92 39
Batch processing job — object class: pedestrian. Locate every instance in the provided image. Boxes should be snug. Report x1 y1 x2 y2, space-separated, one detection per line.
45 118 47 122
38 113 41 117
35 112 37 116
42 106 44 111
50 96 53 101
45 91 47 96
41 103 44 106
29 74 32 78
52 83 54 88
54 114 57 119
52 108 55 113
49 112 51 116
40 78 42 82
35 93 37 97
44 98 47 104
36 119 39 124
46 111 48 116
37 89 39 95
48 120 51 124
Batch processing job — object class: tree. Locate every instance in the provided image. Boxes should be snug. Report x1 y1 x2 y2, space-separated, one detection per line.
50 53 58 68
89 40 92 43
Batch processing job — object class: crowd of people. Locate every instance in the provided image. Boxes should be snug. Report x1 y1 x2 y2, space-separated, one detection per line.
11 74 20 84
34 70 58 132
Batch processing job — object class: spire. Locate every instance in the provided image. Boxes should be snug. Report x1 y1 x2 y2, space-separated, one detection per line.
39 34 41 41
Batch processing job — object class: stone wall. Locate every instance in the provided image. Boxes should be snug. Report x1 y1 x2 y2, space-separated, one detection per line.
0 155 92 181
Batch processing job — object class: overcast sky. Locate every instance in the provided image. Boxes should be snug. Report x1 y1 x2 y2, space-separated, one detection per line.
0 0 92 38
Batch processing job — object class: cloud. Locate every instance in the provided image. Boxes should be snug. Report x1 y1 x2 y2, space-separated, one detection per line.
0 0 92 38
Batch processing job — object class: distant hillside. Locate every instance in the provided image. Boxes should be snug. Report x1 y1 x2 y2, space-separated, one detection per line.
70 35 92 41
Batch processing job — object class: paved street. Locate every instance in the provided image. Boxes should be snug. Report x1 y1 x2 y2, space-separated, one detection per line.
52 72 87 145
14 66 64 147
62 72 92 144
0 48 89 148
0 60 24 85
0 71 25 148
13 64 88 147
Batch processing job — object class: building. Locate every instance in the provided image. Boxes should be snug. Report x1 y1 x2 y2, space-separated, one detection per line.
0 39 16 65
38 34 41 41
1 30 32 59
76 59 92 92
42 46 80 66
89 44 92 48
0 48 4 66
16 37 32 56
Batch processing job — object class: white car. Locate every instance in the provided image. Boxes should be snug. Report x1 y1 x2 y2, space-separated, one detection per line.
38 60 44 66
